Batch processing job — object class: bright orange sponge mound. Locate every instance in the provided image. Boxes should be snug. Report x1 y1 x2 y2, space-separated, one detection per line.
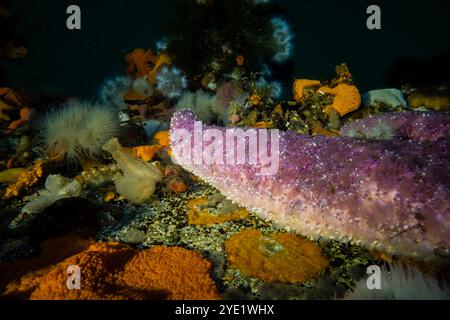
319 83 361 116
0 235 94 299
30 243 220 300
293 79 321 103
0 237 220 300
225 229 328 284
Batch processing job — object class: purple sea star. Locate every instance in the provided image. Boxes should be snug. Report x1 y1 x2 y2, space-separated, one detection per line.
341 112 450 142
170 110 450 258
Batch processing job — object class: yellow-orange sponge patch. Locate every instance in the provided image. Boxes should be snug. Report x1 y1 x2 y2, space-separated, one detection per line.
293 79 322 103
3 160 52 199
1 241 220 300
225 229 328 284
187 197 249 225
319 83 361 116
1 237 220 300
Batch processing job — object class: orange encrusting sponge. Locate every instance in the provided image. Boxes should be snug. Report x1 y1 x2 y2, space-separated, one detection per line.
225 229 328 284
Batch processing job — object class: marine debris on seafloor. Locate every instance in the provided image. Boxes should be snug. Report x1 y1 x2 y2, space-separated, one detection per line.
0 0 449 301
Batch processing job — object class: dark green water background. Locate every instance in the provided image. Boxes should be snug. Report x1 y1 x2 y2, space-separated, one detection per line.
2 0 450 98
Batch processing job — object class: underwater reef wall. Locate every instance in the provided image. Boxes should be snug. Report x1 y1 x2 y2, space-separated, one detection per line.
170 110 450 258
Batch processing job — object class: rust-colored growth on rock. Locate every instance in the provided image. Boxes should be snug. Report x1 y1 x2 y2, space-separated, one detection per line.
293 79 321 103
225 229 328 284
0 235 94 299
319 83 361 116
187 197 249 225
169 179 187 194
28 243 219 300
3 160 52 199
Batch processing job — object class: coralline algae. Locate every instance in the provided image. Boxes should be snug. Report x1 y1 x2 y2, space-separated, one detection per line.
170 110 450 258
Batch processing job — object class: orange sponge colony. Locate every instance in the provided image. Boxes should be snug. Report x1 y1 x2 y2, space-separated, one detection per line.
293 79 321 103
154 130 170 147
125 48 154 78
154 130 172 156
319 83 361 116
129 145 164 162
1 238 220 300
3 160 51 199
187 197 249 225
123 131 172 162
225 229 328 284
125 48 172 84
32 243 219 300
0 236 94 299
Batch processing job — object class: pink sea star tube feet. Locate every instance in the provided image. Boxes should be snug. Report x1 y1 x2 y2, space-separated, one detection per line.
170 110 450 258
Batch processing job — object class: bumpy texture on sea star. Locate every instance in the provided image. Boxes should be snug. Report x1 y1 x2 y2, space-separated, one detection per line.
341 112 450 142
170 110 450 258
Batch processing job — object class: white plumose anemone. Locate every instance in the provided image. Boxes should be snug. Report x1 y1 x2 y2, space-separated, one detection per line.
176 90 217 124
271 17 294 64
344 263 450 300
343 120 396 141
132 76 153 97
41 101 120 163
155 66 188 100
99 75 133 110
